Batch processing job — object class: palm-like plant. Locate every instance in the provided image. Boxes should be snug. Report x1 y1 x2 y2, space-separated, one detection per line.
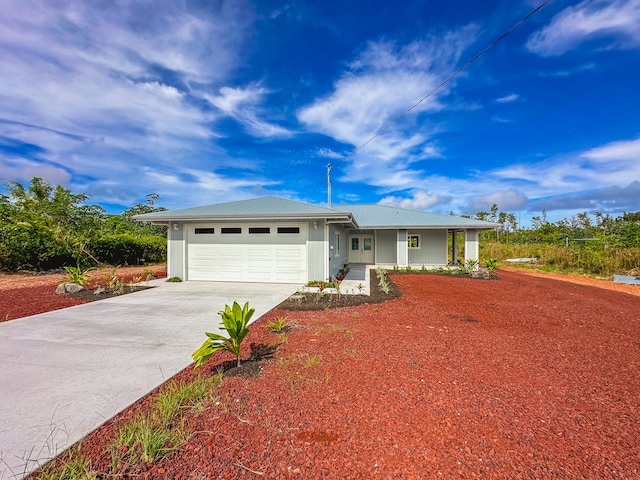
192 301 255 368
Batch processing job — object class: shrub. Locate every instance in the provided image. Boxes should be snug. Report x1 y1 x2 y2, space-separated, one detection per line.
90 234 165 266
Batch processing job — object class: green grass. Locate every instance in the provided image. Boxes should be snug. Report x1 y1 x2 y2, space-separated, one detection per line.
155 374 222 421
111 415 188 467
480 242 640 277
166 276 182 282
37 447 97 480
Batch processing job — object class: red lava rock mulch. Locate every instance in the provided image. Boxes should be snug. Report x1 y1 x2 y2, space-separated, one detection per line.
0 265 166 321
32 269 640 479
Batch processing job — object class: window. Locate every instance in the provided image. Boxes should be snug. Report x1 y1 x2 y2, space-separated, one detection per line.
408 234 420 249
363 237 372 251
194 228 214 234
249 227 270 234
351 237 359 250
335 232 341 256
221 227 242 234
277 226 300 234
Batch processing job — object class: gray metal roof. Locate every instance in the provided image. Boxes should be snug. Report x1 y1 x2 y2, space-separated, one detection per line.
135 196 497 230
335 204 498 229
134 196 353 223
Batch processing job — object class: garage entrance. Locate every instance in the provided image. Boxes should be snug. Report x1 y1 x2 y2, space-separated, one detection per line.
186 223 308 283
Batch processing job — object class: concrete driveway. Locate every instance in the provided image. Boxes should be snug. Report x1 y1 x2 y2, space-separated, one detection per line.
0 280 295 479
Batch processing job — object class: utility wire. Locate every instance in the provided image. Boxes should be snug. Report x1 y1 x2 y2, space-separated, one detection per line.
337 0 551 165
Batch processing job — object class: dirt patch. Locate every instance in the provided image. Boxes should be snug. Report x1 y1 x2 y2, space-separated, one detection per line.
501 265 640 297
277 269 402 310
0 265 166 321
29 269 640 479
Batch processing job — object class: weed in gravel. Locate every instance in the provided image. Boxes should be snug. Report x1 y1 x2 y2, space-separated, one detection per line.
155 375 222 421
345 330 354 339
266 316 289 332
343 348 359 356
111 414 188 467
304 355 323 367
166 276 182 282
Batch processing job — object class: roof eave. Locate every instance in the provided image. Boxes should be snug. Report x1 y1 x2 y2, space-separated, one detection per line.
134 212 355 224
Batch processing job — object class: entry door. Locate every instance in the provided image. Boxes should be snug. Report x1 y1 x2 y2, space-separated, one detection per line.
349 235 374 263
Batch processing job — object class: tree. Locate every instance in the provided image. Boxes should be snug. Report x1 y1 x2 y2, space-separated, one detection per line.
0 178 105 270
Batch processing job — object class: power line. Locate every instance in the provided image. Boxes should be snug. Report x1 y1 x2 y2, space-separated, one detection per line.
336 0 551 166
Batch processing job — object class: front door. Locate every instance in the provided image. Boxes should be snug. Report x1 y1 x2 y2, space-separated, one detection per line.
349 235 374 263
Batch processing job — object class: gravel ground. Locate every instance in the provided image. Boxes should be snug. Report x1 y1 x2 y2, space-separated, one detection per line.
27 269 640 479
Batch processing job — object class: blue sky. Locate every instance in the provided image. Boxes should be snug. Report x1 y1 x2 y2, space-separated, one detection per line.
1 0 639 224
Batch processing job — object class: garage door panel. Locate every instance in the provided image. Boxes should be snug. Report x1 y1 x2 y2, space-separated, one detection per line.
187 224 307 283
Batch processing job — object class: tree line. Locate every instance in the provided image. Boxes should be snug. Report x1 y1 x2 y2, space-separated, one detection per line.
0 177 167 271
471 204 640 276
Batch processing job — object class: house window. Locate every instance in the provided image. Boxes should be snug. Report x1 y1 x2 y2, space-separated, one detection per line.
249 227 270 234
408 234 420 249
335 232 341 256
194 228 215 234
277 227 300 234
221 227 242 234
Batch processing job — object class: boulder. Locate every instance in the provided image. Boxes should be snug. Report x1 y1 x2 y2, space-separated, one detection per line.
471 269 491 280
65 283 85 293
56 283 85 294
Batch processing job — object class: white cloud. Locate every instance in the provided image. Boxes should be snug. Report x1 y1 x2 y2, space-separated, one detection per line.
379 190 451 210
581 136 640 161
0 0 260 207
488 136 640 213
298 27 477 189
527 0 640 56
496 93 519 103
316 148 343 160
0 156 71 186
203 85 293 138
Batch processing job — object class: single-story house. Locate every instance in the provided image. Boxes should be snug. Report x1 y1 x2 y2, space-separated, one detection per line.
135 196 497 284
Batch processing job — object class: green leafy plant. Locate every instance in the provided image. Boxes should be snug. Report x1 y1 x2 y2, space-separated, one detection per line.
62 265 94 286
166 276 182 282
192 301 255 368
265 316 289 332
464 259 479 273
405 265 412 272
485 258 498 273
143 268 155 280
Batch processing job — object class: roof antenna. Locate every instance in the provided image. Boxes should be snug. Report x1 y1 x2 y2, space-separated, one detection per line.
327 163 332 207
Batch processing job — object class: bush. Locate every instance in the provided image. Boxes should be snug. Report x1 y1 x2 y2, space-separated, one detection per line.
91 234 166 265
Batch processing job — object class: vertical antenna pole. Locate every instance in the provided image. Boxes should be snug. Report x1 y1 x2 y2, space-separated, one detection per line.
327 163 332 207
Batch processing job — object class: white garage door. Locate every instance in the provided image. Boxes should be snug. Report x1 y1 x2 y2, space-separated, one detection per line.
187 223 307 283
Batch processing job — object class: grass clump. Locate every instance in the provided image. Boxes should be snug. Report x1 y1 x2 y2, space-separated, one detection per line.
166 276 182 282
37 447 97 480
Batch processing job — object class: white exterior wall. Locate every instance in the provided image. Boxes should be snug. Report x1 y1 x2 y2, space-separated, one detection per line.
397 229 408 267
464 229 479 264
167 223 185 279
408 229 448 265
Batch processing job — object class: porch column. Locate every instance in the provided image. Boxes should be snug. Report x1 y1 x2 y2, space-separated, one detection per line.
464 229 479 266
451 231 458 265
397 229 408 267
